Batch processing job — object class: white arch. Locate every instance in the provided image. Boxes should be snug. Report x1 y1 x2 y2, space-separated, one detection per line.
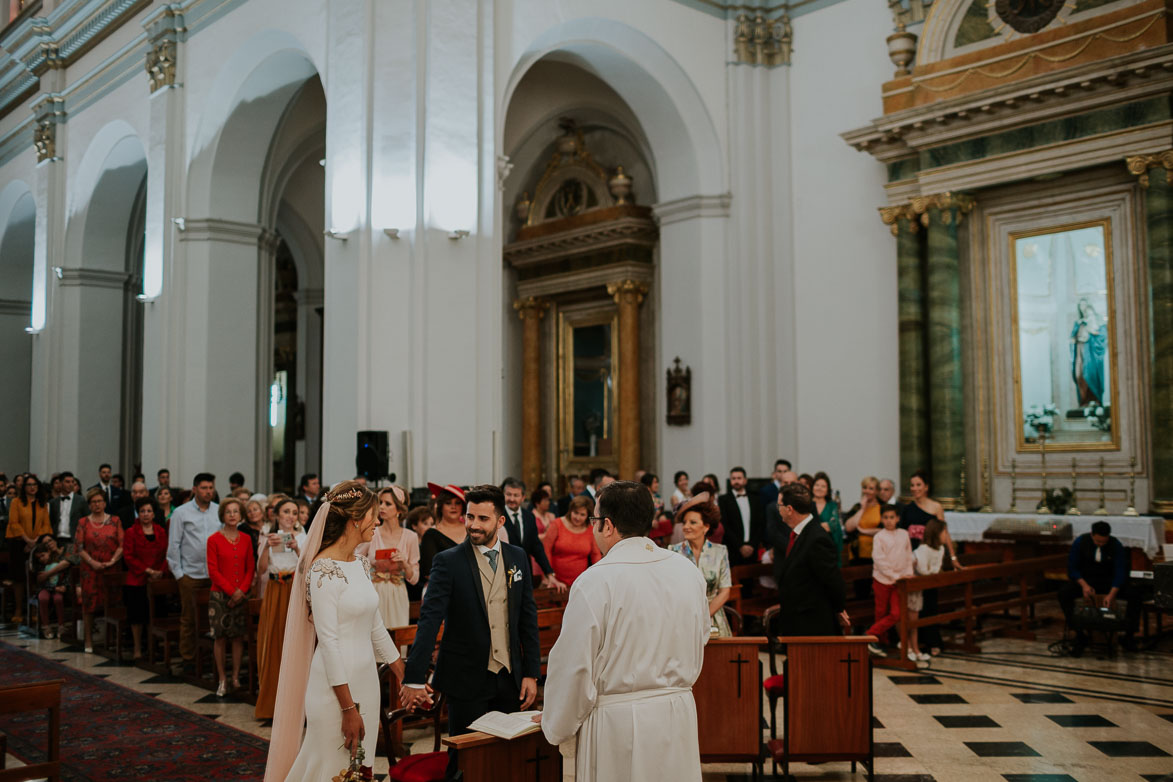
64 122 148 272
501 17 725 202
0 179 35 303
187 31 322 220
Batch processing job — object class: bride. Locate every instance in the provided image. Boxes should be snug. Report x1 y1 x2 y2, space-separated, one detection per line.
264 481 405 782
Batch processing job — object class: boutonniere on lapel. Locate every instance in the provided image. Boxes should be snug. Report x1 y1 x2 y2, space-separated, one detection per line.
506 566 523 585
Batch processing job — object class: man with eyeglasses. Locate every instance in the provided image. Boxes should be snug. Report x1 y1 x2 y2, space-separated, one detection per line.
540 480 709 781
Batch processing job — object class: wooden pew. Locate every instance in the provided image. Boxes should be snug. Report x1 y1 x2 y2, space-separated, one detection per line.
0 679 63 782
100 570 128 661
146 577 180 670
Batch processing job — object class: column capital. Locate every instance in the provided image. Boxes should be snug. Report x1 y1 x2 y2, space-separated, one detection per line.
911 192 975 227
1125 150 1173 188
879 204 918 236
144 4 186 93
607 279 649 305
32 94 65 163
513 296 549 320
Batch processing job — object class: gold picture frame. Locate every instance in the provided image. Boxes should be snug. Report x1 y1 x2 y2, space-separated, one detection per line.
1009 218 1121 453
557 304 620 478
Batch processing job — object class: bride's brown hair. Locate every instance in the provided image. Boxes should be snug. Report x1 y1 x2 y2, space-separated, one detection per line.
315 480 378 551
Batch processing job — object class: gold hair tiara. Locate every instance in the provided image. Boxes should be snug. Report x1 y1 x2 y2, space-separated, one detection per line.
326 487 364 503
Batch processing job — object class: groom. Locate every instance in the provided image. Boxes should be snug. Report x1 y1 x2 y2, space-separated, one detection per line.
400 484 540 777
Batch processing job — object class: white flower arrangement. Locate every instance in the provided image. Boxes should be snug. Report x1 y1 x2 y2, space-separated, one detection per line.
1024 403 1059 438
1083 403 1111 433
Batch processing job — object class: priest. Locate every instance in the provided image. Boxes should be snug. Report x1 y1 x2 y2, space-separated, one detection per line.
540 480 709 781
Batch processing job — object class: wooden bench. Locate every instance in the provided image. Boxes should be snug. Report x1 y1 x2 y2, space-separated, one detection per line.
0 679 63 782
146 577 181 670
100 571 128 661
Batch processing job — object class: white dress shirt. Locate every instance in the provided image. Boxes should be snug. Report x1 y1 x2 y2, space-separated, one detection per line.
57 494 73 538
791 514 814 540
734 492 750 534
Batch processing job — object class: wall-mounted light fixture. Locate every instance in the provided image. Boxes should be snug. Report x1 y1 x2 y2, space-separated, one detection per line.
448 229 470 240
171 217 186 232
383 228 400 239
52 266 63 280
136 294 158 303
323 230 351 242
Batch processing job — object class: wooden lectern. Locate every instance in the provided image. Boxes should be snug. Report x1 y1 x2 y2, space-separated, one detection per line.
769 635 875 781
442 730 561 782
693 636 765 773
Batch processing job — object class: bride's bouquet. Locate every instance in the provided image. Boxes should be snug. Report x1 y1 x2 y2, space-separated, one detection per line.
333 746 373 782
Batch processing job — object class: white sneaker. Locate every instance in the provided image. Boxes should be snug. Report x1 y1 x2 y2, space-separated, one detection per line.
917 652 931 662
868 643 885 657
907 650 919 662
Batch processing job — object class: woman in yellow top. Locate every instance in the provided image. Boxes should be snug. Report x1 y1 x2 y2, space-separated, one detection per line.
844 475 882 562
5 474 51 623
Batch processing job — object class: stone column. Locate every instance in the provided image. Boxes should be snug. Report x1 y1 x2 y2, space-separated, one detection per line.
914 193 974 508
513 297 548 490
881 205 929 494
1127 152 1173 512
608 280 648 479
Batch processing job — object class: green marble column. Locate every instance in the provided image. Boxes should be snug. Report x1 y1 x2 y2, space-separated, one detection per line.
895 214 929 494
923 196 972 508
1141 163 1173 513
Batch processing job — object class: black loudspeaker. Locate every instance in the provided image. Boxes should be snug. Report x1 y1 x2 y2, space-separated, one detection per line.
356 431 389 480
1155 562 1173 610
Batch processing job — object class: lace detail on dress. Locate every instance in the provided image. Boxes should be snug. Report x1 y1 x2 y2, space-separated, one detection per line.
356 554 373 580
304 559 350 606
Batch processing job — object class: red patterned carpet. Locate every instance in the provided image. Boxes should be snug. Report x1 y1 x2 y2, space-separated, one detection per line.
0 641 268 781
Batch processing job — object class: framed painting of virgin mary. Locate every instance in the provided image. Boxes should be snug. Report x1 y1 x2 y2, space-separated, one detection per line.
1009 219 1119 450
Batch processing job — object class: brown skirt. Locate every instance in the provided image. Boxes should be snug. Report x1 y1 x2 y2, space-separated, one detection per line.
208 590 248 639
254 575 294 719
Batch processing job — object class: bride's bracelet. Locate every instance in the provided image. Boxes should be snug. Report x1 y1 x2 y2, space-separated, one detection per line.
340 703 359 713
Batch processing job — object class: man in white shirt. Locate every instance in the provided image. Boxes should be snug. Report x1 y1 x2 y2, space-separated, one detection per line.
500 478 566 592
541 481 709 781
50 472 86 545
165 473 220 666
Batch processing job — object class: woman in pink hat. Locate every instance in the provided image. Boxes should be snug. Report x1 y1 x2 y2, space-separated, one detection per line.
419 483 467 584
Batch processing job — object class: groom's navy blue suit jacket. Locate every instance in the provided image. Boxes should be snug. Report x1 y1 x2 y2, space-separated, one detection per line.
403 537 541 699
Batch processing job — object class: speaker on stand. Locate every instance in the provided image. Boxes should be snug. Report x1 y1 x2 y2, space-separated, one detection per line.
356 430 390 486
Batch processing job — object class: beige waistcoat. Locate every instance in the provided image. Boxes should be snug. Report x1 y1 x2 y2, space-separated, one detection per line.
475 547 511 674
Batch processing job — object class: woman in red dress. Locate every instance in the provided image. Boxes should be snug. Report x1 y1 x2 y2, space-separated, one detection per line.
76 487 124 653
542 494 601 587
123 496 169 659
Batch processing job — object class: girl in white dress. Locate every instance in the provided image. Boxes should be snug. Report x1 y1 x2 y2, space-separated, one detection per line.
364 486 419 630
263 482 405 782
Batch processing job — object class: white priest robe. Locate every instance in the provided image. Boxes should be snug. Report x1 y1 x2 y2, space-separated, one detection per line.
541 536 710 781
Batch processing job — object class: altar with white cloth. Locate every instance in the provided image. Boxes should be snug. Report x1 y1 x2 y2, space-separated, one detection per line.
945 512 1165 557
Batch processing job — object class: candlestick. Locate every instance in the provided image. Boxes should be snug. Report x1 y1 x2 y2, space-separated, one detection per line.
958 456 968 510
1009 458 1019 513
1067 458 1081 515
1036 433 1049 512
1093 456 1108 515
1123 455 1139 516
980 456 993 513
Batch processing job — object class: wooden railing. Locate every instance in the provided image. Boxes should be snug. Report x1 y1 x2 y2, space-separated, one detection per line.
0 679 62 782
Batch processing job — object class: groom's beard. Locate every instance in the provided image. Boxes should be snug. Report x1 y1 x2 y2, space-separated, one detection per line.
467 527 498 546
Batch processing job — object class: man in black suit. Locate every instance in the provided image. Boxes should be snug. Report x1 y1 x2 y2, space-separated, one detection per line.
757 458 791 517
500 478 567 592
718 466 763 566
768 482 848 636
88 463 126 512
400 484 540 778
50 472 87 545
556 475 585 517
116 481 151 529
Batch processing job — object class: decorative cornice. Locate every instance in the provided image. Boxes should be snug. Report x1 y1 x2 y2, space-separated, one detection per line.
515 260 654 301
58 267 131 289
1125 149 1173 188
32 93 64 163
178 218 270 246
513 297 550 320
652 193 732 225
0 298 32 316
143 4 185 93
607 279 650 305
504 212 658 269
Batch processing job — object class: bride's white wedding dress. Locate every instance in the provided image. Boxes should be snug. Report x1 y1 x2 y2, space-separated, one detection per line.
284 556 400 782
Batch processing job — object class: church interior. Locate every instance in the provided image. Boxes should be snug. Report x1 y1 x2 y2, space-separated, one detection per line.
1 0 1172 779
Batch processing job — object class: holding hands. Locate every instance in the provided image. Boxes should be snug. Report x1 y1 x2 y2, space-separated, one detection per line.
398 683 434 712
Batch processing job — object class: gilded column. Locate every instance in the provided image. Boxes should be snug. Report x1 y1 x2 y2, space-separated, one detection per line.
608 280 648 480
1127 152 1173 512
881 204 929 494
514 297 549 491
914 193 974 507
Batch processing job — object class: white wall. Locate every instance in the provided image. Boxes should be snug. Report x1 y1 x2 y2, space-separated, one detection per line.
789 0 899 492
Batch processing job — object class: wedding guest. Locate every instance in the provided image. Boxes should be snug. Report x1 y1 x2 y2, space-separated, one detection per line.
639 472 664 515
866 505 914 658
668 471 690 513
689 479 722 543
32 537 72 639
844 476 882 563
245 499 267 536
405 505 434 538
530 489 556 534
294 498 311 529
76 487 124 652
703 473 722 494
255 497 307 719
419 483 467 582
901 470 961 654
366 486 419 629
812 472 843 563
206 497 255 696
265 493 290 527
907 519 945 663
797 473 814 490
669 494 732 637
556 475 585 516
50 472 85 548
877 478 900 508
166 474 220 668
155 486 176 524
123 496 169 659
542 495 601 587
5 474 50 623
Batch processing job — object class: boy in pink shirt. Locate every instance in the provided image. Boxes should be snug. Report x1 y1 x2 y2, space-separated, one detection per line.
866 505 914 656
